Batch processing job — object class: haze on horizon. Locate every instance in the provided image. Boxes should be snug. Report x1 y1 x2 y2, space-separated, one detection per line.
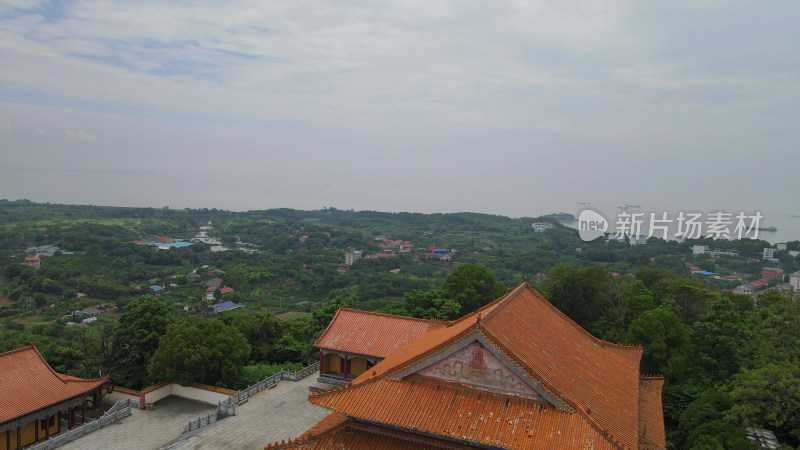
1 1 799 220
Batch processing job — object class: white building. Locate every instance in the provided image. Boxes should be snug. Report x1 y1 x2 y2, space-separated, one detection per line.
734 284 755 296
345 250 362 266
531 222 554 232
763 247 780 262
790 271 800 293
776 243 788 251
692 245 707 255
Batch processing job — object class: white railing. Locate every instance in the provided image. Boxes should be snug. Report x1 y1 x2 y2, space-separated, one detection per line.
27 399 135 450
217 361 319 417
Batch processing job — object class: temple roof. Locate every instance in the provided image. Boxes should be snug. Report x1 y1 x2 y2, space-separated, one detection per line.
265 413 476 449
308 282 663 449
0 345 107 424
314 308 442 358
310 376 616 449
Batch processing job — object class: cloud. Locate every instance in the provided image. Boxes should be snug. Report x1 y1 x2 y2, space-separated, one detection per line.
65 129 96 142
0 1 799 217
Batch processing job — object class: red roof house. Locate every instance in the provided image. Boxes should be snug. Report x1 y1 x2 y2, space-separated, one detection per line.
219 287 234 297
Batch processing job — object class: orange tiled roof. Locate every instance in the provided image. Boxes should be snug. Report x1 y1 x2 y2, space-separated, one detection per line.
308 283 661 449
310 376 617 449
638 377 666 449
0 345 107 424
314 309 442 358
265 412 483 449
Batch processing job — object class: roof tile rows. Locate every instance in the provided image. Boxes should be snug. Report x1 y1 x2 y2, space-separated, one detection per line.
304 282 662 449
314 309 441 358
265 412 478 449
0 345 107 425
309 376 617 449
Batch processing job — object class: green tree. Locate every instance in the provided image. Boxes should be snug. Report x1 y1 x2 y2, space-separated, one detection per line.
690 297 746 383
625 300 688 376
393 289 461 321
725 362 800 445
148 316 250 387
540 265 612 334
440 264 506 315
111 295 174 390
686 421 756 449
221 311 283 363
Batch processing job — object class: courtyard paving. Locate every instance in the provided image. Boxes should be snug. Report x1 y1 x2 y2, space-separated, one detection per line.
59 397 216 450
171 375 330 449
57 375 329 450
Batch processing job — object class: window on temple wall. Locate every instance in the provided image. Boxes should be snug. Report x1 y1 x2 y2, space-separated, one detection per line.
40 415 54 430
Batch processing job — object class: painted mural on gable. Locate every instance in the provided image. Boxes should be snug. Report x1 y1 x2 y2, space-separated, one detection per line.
416 340 544 400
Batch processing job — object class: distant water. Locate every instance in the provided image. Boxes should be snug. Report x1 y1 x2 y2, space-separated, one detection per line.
563 208 800 245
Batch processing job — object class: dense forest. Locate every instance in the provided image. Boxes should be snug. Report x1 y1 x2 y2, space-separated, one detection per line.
1 200 798 448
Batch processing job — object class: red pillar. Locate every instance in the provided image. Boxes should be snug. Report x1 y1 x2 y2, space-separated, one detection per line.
45 415 50 440
139 392 146 410
82 401 86 424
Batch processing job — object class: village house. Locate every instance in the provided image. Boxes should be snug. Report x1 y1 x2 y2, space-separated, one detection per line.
219 286 234 297
23 255 40 269
531 222 554 232
761 267 785 282
274 282 665 449
205 277 224 288
201 300 243 315
790 271 800 293
0 345 106 450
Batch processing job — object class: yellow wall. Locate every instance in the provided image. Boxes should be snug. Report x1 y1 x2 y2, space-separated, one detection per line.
1 412 59 450
350 357 368 377
323 354 342 374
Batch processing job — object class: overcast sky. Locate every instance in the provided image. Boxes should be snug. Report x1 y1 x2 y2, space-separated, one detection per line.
1 0 798 220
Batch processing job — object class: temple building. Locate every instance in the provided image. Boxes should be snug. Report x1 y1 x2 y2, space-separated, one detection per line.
268 282 665 449
314 309 440 385
0 345 107 450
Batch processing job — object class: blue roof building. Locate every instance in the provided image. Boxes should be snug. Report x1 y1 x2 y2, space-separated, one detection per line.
205 300 243 314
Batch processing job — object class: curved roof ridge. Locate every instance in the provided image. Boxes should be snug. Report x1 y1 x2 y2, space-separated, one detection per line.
568 397 627 449
506 283 644 352
480 282 527 323
12 344 69 384
444 285 515 328
313 307 346 347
